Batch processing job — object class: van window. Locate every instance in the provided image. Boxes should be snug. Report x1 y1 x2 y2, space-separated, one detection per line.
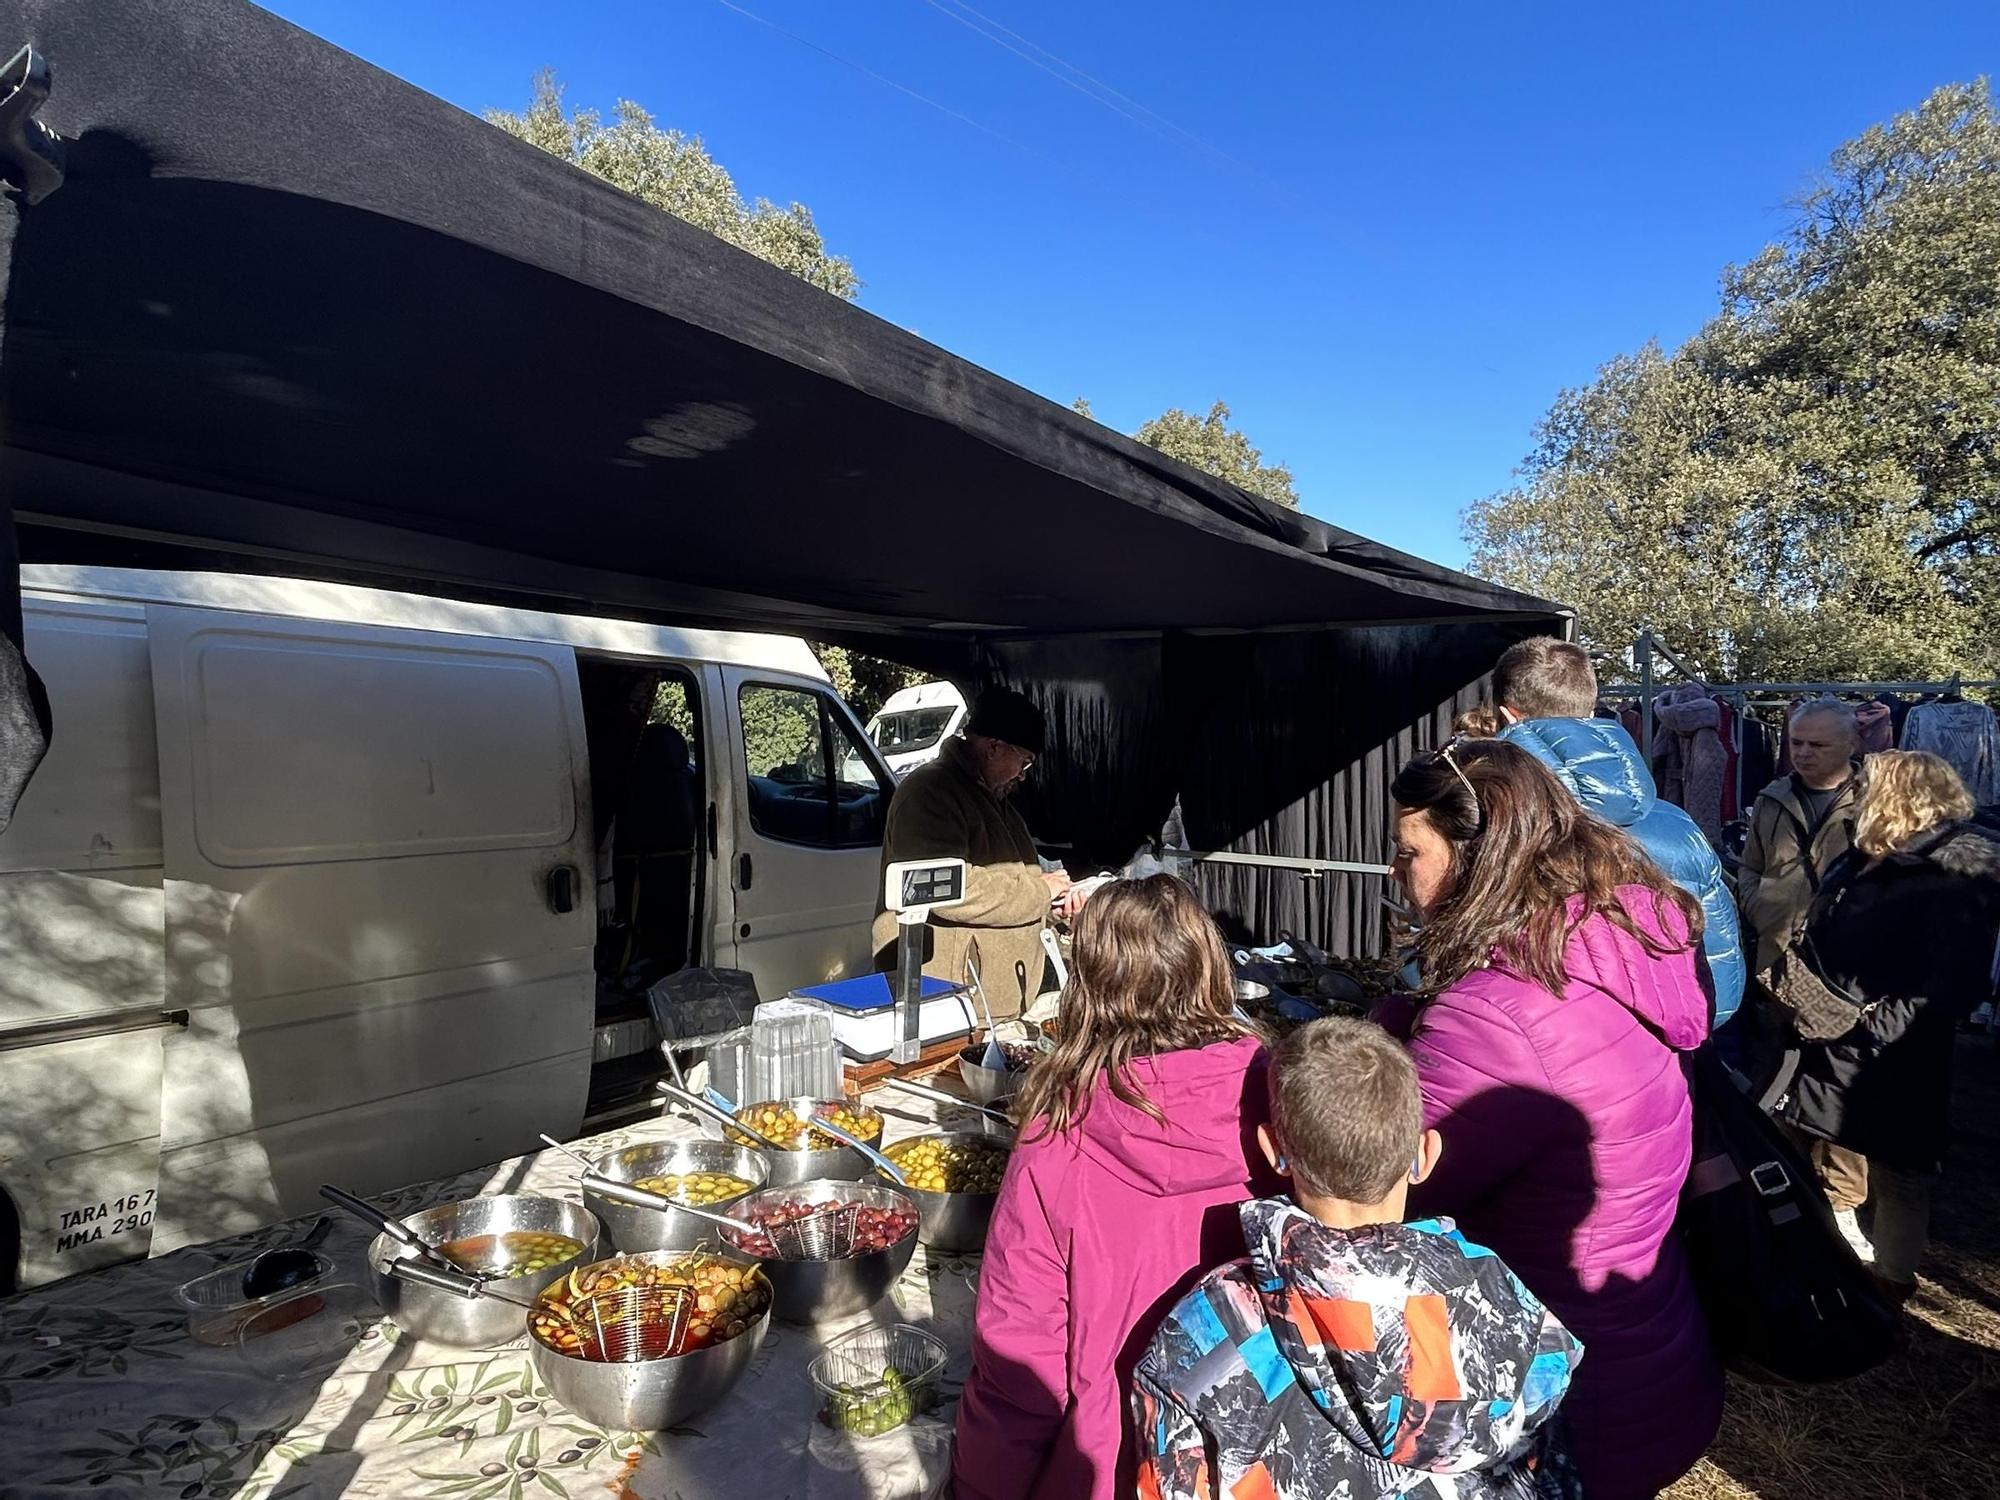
741 684 886 849
870 706 956 755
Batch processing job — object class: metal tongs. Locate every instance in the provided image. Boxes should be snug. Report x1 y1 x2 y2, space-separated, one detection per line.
317 1184 550 1314
874 1075 1016 1135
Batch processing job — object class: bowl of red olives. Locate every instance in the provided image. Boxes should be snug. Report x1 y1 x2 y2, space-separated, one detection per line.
721 1181 920 1323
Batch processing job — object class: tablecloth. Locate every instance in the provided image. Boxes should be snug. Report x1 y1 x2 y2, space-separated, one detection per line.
0 1093 993 1500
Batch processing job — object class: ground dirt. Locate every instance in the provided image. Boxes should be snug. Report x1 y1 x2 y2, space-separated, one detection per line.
1664 1034 2000 1500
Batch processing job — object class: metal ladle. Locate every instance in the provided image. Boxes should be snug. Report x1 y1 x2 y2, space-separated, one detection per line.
316 1184 549 1314
874 1075 1016 1134
654 1082 793 1154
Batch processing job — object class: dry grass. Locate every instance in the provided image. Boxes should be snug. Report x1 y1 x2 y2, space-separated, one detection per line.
1664 1036 2000 1500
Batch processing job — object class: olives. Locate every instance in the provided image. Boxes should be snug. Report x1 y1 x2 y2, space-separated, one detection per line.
726 1200 917 1261
882 1137 1009 1195
731 1100 882 1152
822 1363 932 1436
530 1254 771 1361
435 1231 584 1280
631 1171 755 1207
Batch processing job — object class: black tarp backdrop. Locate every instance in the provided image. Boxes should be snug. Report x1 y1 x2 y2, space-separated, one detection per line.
0 0 1566 947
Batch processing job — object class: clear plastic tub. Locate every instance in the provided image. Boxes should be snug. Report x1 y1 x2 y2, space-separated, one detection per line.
749 999 841 1104
236 1281 378 1383
174 1251 337 1347
808 1322 948 1435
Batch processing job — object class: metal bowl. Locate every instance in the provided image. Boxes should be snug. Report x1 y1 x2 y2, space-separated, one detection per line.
723 1180 918 1323
586 1140 769 1253
876 1131 1010 1253
527 1250 770 1431
368 1194 602 1348
726 1096 881 1187
957 1048 1028 1105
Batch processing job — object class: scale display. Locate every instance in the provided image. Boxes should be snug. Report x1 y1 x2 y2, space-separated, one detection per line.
886 857 967 913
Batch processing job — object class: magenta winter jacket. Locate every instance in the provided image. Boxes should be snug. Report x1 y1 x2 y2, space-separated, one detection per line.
1382 889 1724 1500
952 1034 1275 1500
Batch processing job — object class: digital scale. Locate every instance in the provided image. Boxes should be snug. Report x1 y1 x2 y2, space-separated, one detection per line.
788 972 974 1063
783 857 981 1063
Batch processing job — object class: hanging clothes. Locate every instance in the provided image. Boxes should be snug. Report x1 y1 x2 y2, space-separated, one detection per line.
1878 692 1912 742
1902 699 2000 805
1854 700 1895 755
1717 699 1744 824
1655 683 1729 840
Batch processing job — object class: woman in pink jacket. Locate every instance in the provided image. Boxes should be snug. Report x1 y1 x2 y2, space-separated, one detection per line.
952 875 1274 1500
1380 737 1724 1500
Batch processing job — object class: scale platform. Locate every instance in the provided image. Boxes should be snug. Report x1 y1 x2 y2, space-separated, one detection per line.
789 973 975 1063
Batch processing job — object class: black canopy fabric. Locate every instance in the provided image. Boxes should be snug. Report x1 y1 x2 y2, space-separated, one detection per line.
0 0 1568 945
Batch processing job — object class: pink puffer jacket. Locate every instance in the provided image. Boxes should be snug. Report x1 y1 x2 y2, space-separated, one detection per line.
952 1035 1275 1500
1380 888 1724 1500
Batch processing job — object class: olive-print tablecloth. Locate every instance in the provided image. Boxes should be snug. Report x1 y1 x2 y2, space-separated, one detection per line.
0 1095 989 1500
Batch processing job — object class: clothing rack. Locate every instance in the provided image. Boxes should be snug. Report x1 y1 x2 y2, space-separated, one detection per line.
1615 632 2000 825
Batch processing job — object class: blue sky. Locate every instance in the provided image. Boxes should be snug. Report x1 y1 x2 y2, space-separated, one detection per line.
266 0 1996 569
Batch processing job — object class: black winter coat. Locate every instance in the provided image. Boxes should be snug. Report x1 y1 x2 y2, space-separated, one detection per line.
1784 821 2000 1172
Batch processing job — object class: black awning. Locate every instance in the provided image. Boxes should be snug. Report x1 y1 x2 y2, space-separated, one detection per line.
0 0 1560 657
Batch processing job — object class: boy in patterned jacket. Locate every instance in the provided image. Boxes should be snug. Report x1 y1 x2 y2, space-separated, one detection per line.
1131 1018 1584 1500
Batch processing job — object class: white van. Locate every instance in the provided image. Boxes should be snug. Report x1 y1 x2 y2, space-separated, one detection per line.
0 568 895 1289
861 682 967 780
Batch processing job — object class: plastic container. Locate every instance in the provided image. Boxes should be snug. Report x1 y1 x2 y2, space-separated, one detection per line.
808 1323 948 1435
236 1281 378 1383
175 1251 337 1348
748 999 841 1104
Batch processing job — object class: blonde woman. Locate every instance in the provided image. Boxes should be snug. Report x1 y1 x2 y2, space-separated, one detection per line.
1787 751 2000 1299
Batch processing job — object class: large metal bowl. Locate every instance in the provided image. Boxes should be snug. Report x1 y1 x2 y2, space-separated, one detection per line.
725 1096 881 1187
877 1131 1010 1253
368 1194 601 1348
527 1250 770 1431
586 1140 769 1253
723 1180 918 1323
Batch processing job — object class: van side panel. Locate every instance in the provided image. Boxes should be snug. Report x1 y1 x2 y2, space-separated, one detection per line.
144 607 595 1252
0 597 171 1285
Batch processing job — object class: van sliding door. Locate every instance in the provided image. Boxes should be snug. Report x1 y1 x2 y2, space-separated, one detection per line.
144 606 595 1253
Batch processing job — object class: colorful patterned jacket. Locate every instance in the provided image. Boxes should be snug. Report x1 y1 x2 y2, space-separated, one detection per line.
1132 1200 1584 1500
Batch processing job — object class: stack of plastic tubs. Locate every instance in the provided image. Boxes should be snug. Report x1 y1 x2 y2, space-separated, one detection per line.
747 998 842 1103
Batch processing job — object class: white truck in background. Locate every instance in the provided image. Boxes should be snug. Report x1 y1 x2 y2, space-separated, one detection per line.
860 681 967 780
0 568 896 1289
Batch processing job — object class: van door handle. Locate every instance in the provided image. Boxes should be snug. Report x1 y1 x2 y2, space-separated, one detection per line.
737 853 753 891
547 865 579 914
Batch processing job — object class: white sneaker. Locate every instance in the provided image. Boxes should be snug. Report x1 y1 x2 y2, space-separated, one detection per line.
1834 1206 1875 1264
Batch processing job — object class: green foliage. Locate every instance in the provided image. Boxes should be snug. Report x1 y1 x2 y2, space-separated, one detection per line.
1072 397 1299 508
1467 81 2000 683
488 71 859 300
1134 402 1300 508
813 645 924 723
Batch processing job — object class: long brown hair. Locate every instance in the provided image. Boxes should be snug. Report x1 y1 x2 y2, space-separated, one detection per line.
1391 737 1702 997
1017 875 1254 1139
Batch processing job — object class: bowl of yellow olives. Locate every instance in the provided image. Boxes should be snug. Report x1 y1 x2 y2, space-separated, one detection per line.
876 1131 1012 1252
586 1139 769 1253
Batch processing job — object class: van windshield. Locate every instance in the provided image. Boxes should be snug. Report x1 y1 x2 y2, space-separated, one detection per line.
871 707 956 754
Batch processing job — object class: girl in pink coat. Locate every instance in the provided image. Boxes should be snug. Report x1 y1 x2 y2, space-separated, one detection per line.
1379 736 1724 1500
952 875 1275 1500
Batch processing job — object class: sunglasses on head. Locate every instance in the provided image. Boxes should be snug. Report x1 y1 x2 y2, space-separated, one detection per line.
1431 734 1487 834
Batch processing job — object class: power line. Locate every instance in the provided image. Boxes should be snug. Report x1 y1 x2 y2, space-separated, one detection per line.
926 0 1265 179
708 0 1055 169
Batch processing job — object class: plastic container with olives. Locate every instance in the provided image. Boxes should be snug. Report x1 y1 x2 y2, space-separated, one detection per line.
808 1323 948 1436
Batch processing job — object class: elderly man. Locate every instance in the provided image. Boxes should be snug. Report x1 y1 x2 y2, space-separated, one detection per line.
1492 637 1746 1028
1739 698 1870 1252
1739 700 1864 975
871 686 1072 1017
